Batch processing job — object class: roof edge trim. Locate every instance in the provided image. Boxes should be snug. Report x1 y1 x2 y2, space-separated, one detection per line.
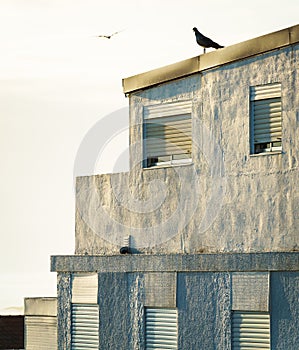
122 24 299 94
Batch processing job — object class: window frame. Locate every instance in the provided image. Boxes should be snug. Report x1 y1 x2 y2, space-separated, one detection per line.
71 273 99 350
143 101 192 169
249 83 282 155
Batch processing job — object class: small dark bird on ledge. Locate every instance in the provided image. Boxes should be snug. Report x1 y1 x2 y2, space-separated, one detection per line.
193 27 224 53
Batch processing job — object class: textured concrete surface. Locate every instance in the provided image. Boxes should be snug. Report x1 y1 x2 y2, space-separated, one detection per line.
57 273 72 350
98 273 131 349
55 268 299 349
76 44 299 256
177 272 231 350
51 252 299 273
271 272 299 349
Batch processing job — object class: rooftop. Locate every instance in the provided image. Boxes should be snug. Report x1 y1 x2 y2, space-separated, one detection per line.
122 24 299 94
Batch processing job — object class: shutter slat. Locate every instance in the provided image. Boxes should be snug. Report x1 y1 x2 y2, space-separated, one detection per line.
250 83 281 100
145 308 178 349
232 312 270 350
144 101 192 119
145 127 191 138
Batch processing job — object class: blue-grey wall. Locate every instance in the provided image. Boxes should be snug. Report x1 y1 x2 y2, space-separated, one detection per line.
271 272 299 349
55 254 299 349
177 272 231 350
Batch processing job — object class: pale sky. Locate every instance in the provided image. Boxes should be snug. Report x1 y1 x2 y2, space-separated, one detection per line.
0 0 298 314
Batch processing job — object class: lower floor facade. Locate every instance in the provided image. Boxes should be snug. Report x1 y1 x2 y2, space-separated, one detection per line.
51 252 299 349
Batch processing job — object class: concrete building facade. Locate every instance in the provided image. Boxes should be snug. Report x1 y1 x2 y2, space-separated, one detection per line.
52 24 299 349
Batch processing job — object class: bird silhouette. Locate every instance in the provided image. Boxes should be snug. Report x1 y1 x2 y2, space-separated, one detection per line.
97 30 123 39
193 27 224 53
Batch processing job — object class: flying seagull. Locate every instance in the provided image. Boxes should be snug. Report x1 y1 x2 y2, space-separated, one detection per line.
97 30 123 39
193 27 224 53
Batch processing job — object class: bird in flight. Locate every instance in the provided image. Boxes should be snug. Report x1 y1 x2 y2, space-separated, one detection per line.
97 30 123 39
193 27 224 53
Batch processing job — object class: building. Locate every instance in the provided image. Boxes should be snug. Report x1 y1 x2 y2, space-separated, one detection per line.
51 24 299 349
24 297 57 350
0 315 24 349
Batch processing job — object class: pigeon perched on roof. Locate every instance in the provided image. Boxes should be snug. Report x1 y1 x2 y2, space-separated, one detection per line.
193 27 224 53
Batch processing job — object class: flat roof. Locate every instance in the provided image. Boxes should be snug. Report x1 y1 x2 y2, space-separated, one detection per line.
122 24 299 94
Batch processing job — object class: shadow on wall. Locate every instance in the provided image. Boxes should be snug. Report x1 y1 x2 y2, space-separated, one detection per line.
270 272 299 348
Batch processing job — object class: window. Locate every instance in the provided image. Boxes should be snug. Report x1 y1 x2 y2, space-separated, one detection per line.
231 272 271 349
143 101 192 168
145 308 178 349
250 83 282 154
71 304 99 350
232 311 270 349
71 273 99 350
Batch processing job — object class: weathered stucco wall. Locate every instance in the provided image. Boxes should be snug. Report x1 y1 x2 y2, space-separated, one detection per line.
75 44 299 255
271 272 299 349
57 273 72 350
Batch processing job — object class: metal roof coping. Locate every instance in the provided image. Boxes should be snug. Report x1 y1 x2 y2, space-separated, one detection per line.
122 24 299 94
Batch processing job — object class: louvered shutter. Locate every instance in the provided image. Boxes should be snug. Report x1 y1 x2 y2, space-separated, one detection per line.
71 304 99 350
145 308 178 349
250 83 282 153
232 311 270 349
25 316 57 350
145 115 191 156
71 273 99 349
143 101 192 167
72 273 98 304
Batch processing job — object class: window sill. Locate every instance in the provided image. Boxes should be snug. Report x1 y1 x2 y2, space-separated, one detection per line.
143 161 194 170
249 151 282 157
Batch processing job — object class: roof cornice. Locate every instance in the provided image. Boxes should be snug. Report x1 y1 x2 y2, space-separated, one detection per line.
122 24 299 94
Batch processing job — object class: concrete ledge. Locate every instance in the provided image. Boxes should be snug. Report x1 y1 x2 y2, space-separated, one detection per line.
51 252 299 273
122 24 299 94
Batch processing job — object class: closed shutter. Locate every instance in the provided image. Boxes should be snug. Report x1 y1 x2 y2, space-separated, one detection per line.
25 316 57 350
71 304 99 350
72 273 98 304
145 308 178 349
145 114 191 156
232 311 270 349
252 98 282 142
71 273 99 349
250 83 282 153
143 101 192 167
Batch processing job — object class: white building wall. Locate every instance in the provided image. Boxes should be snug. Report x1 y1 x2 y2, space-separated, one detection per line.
75 44 299 255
